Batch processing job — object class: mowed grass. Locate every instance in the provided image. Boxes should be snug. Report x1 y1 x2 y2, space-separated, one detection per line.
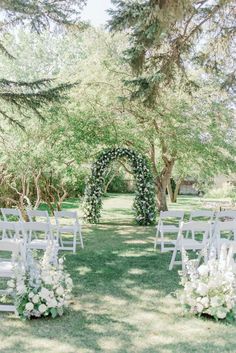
1 194 236 353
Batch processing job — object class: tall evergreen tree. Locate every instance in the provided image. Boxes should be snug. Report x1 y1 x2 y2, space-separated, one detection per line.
108 0 235 105
0 0 87 126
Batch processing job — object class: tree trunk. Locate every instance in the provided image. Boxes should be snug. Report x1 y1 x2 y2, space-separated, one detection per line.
156 184 168 211
104 173 116 193
55 185 68 211
167 179 174 202
173 178 183 203
149 137 176 212
33 171 41 209
154 161 175 212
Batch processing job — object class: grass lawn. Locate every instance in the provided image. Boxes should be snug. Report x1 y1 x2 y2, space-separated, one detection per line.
1 194 236 353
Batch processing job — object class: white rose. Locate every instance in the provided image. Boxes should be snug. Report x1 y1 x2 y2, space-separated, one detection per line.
66 278 73 287
216 308 227 319
17 284 26 294
201 297 209 308
47 298 57 308
196 283 208 296
25 302 34 311
56 286 64 296
196 303 204 313
198 265 209 277
211 296 221 307
38 304 47 313
44 276 53 285
29 292 34 299
225 271 234 283
40 287 50 299
32 294 40 304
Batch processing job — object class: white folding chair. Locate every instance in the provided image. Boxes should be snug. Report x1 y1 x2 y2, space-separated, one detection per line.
187 210 214 238
213 220 236 257
54 211 83 253
154 211 184 252
0 239 25 312
22 222 57 251
169 221 212 270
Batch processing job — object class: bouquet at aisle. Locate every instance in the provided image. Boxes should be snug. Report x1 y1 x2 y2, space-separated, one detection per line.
179 246 236 322
7 244 73 319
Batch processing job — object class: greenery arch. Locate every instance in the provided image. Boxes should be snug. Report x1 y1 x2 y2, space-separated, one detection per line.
84 147 157 225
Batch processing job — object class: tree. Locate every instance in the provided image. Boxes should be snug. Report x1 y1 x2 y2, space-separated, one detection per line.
108 0 236 210
0 0 87 126
108 0 235 103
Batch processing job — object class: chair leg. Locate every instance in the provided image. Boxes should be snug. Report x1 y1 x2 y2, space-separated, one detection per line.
169 247 178 270
161 231 165 253
73 232 76 254
154 229 159 250
79 230 84 249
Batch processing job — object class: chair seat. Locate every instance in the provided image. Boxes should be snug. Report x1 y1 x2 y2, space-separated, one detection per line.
159 225 179 233
0 260 13 277
218 238 235 245
30 239 50 249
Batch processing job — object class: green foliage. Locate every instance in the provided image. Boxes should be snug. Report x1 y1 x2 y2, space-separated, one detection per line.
204 183 236 200
0 0 87 125
84 147 157 225
109 0 235 105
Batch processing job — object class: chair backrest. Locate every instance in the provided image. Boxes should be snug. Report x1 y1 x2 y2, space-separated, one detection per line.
215 210 236 221
160 211 184 219
1 208 23 222
0 221 18 232
0 239 22 254
54 210 79 226
23 221 52 233
0 221 24 240
158 211 184 226
22 222 53 242
0 239 24 266
179 221 212 243
189 210 214 221
180 221 212 233
214 221 236 253
214 220 236 232
27 210 50 223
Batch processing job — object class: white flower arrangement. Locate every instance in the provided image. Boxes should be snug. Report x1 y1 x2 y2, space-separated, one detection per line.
8 244 73 320
179 246 236 322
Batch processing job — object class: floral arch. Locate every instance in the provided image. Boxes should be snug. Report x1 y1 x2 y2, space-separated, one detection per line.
83 147 157 225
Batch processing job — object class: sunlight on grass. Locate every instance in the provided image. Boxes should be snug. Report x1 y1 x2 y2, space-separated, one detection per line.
76 266 92 275
128 268 147 275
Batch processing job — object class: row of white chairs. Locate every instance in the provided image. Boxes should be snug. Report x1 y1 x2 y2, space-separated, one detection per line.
0 208 84 254
154 210 236 253
0 208 84 312
169 219 236 270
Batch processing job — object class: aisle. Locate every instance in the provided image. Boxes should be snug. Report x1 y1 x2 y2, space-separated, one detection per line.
1 195 236 353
